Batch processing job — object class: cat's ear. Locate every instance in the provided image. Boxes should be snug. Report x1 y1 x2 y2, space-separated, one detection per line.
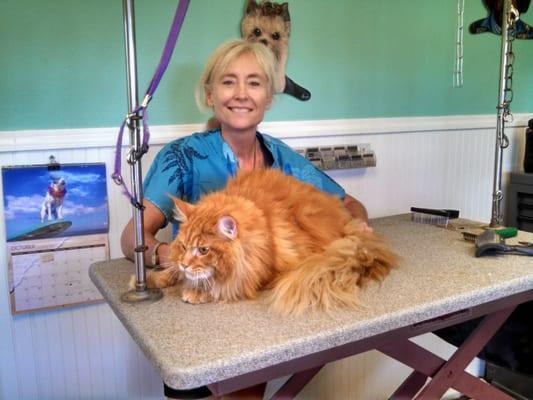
170 195 195 223
217 216 238 240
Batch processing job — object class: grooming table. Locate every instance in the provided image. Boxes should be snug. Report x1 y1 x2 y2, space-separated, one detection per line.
89 214 533 399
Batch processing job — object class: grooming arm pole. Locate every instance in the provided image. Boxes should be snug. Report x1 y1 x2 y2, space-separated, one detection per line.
490 0 514 228
121 0 162 303
490 0 511 227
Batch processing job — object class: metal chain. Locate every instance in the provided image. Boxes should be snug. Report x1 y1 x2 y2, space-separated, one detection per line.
500 5 519 149
453 0 465 88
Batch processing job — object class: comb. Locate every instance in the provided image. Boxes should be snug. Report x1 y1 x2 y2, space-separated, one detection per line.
410 207 460 227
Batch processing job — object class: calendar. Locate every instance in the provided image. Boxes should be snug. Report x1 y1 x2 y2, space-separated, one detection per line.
2 162 110 314
7 234 109 314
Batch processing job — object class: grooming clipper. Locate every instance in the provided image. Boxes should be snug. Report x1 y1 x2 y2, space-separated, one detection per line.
475 230 533 257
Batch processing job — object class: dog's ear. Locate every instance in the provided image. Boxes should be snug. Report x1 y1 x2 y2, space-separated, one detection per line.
245 0 258 14
281 3 290 22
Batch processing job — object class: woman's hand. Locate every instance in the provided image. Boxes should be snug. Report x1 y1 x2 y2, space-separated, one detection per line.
120 199 167 265
343 194 369 223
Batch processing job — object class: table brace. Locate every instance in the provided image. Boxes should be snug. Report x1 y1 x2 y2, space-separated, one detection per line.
378 305 516 400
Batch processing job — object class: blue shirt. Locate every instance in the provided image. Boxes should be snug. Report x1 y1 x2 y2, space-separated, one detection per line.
144 130 345 233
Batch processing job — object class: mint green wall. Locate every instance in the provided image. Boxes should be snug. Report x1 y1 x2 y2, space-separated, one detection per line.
1 0 532 131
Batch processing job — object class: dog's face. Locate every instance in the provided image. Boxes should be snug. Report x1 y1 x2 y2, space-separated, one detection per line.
241 1 291 61
55 178 66 190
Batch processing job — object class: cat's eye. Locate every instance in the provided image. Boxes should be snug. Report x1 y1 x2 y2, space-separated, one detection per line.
253 28 262 36
197 246 210 256
272 32 280 40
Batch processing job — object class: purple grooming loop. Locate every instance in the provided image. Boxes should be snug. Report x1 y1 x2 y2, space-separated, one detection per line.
112 0 190 203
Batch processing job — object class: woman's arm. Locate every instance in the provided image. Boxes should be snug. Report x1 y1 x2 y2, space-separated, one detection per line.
120 199 171 266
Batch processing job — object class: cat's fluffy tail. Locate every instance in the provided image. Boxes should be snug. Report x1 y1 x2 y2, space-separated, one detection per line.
267 220 398 315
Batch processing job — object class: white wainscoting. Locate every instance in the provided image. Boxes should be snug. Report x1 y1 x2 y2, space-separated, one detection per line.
0 115 528 399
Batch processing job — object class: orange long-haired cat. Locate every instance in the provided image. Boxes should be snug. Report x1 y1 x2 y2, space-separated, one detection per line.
147 169 397 315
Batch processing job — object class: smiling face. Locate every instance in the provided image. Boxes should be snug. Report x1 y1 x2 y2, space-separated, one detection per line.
206 52 272 136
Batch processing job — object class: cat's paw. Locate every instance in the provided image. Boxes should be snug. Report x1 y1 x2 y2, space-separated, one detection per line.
181 289 212 304
128 274 136 290
145 266 180 289
129 273 160 290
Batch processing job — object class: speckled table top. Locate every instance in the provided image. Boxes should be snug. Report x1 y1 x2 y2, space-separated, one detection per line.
89 214 533 390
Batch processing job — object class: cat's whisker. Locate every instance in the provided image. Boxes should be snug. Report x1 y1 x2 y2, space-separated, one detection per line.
202 277 214 292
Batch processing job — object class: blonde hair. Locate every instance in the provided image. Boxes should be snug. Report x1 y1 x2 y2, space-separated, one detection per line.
195 39 277 113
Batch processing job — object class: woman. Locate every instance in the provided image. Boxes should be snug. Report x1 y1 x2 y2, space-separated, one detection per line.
121 38 368 277
121 38 368 400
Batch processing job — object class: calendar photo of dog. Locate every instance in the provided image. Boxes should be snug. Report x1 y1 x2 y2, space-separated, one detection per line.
2 163 109 241
40 177 67 222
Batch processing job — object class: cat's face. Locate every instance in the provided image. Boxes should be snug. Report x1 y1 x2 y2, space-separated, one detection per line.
241 1 290 61
169 200 239 286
